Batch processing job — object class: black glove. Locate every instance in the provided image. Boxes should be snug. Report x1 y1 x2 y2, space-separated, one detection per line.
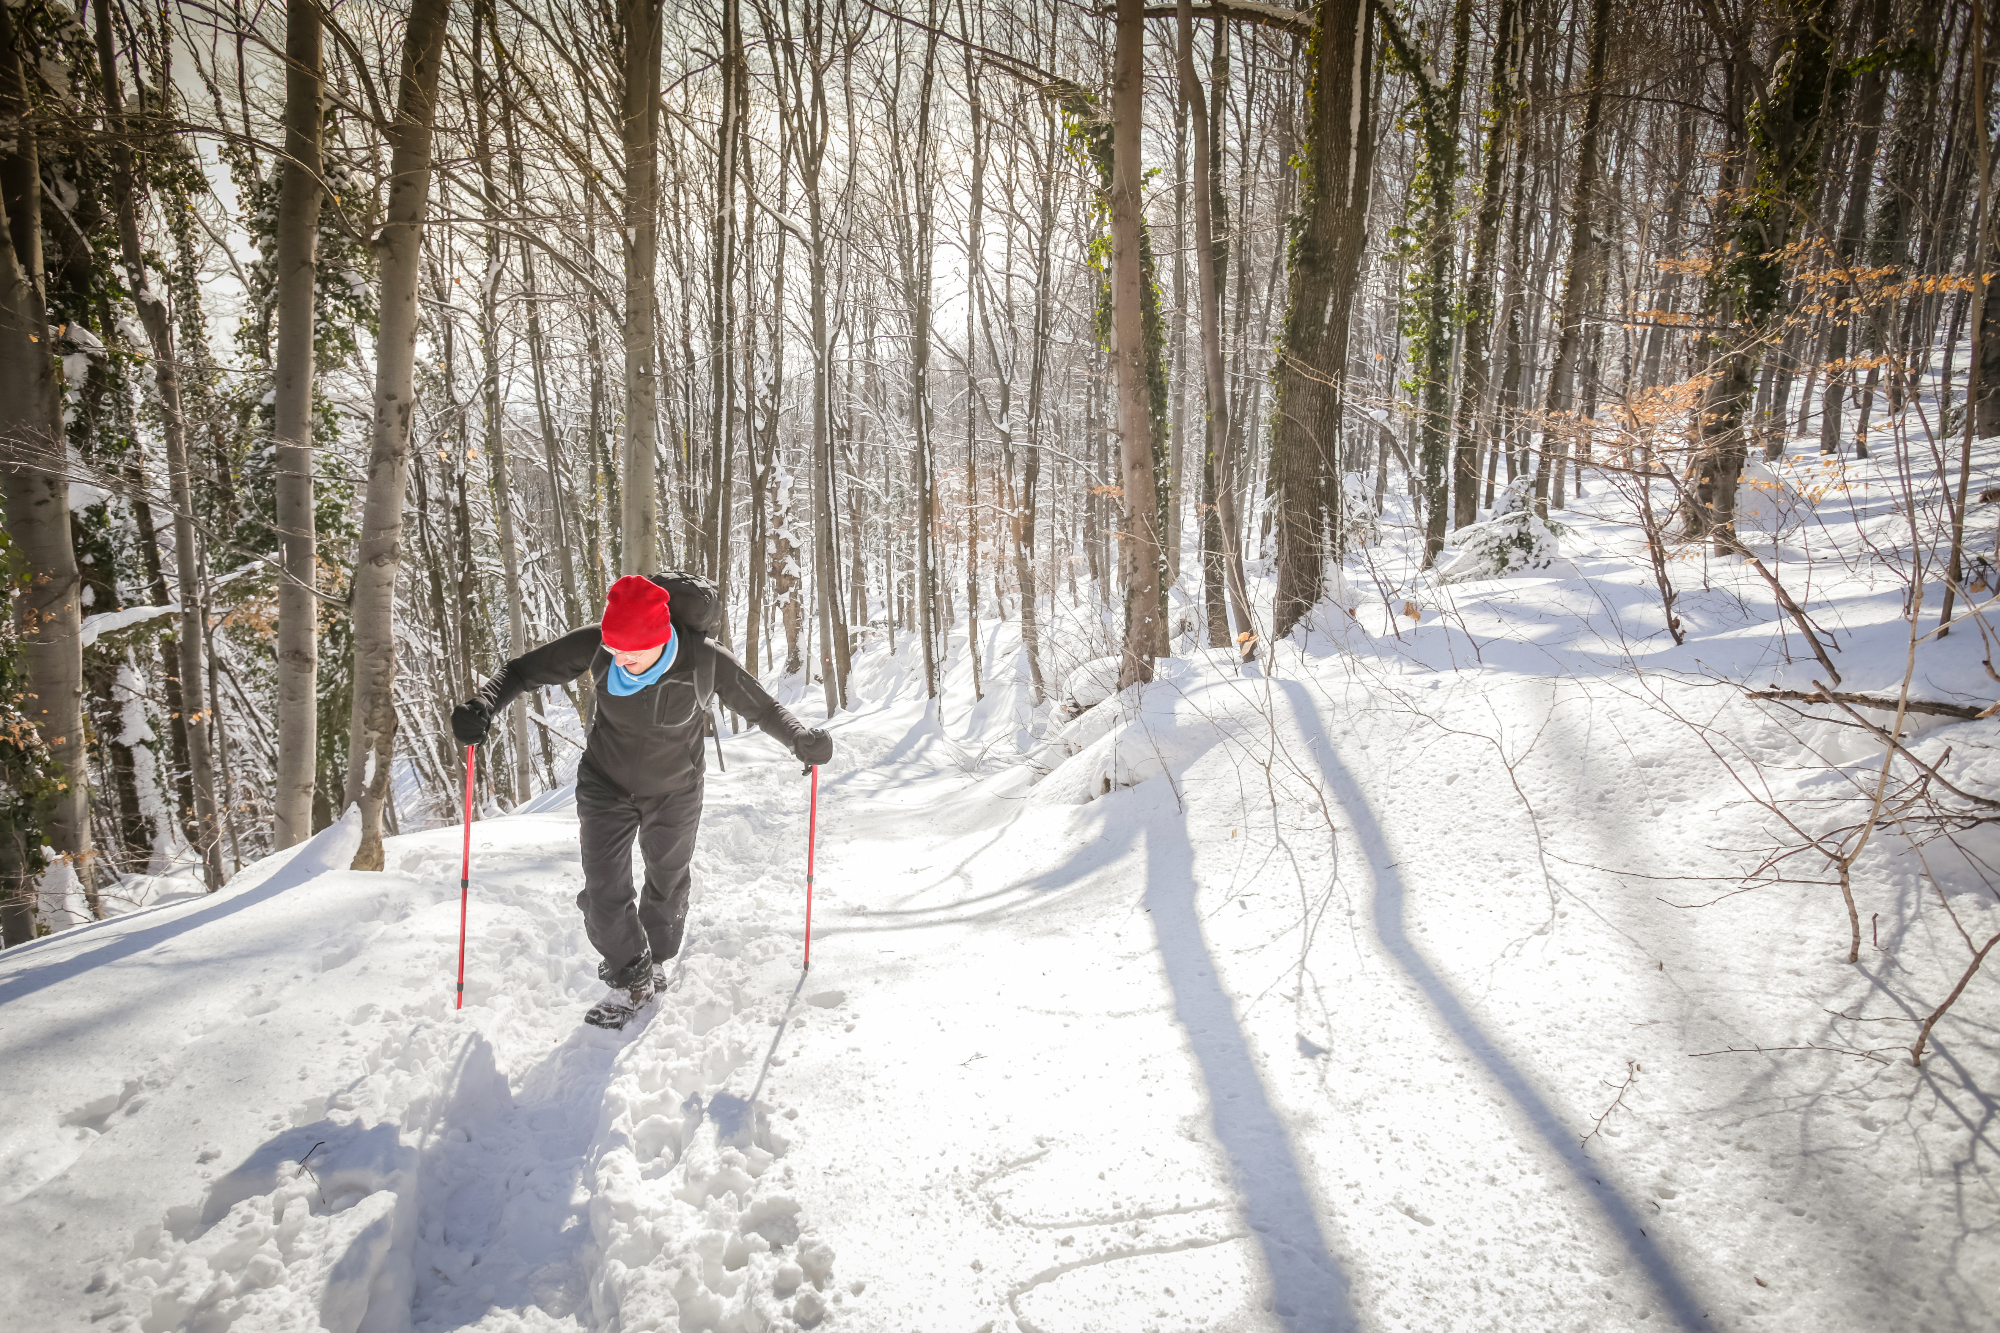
451 699 494 746
794 727 832 767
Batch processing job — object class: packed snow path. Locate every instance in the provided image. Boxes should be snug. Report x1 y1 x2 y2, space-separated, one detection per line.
3 603 1995 1330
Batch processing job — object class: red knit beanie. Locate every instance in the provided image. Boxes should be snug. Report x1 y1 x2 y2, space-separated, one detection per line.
601 576 673 651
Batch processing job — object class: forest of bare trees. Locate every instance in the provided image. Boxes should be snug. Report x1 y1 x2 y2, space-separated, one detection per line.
0 0 1989 938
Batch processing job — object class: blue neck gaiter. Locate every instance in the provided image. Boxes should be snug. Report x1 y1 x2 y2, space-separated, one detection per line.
606 629 677 696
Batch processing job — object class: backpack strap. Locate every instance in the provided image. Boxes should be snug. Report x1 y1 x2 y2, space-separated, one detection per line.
585 647 609 735
692 633 716 710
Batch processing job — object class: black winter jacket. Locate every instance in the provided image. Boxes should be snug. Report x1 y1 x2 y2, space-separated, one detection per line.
474 626 810 797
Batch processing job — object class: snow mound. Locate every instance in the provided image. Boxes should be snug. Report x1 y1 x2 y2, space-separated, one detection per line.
1031 671 1233 805
1435 476 1566 584
223 803 365 897
1063 655 1122 715
1737 454 1836 532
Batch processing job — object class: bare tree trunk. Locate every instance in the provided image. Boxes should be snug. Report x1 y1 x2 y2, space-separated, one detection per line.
93 2 223 888
718 67 754 657
1452 0 1519 530
1382 0 1472 562
619 0 663 575
1170 95 1189 592
584 211 613 599
1944 1 1995 632
965 46 985 702
707 0 743 590
746 121 789 681
1695 0 1840 552
499 37 581 631
1639 109 1695 390
1111 0 1164 689
1818 0 1893 455
818 124 848 705
895 21 942 700
0 10 92 938
470 0 531 803
775 459 803 674
1174 1 1258 656
1268 0 1373 639
345 0 449 872
271 0 323 848
1011 96 1057 702
1535 0 1612 517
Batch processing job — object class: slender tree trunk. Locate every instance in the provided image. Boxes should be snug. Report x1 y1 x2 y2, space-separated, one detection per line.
1976 104 2000 442
1640 111 1696 389
500 42 581 629
0 11 92 938
619 0 664 574
585 210 614 603
1496 135 1535 482
812 182 843 709
1819 0 1893 455
1010 100 1056 702
118 434 194 839
708 0 743 590
1409 0 1472 559
1945 1 1995 631
1535 0 1612 517
1872 0 1946 415
271 0 323 848
900 25 941 699
1696 0 1840 551
346 0 449 871
747 127 789 681
1111 0 1164 689
965 51 984 701
1175 1 1257 656
1452 0 1519 529
468 1 531 803
85 648 147 875
93 4 222 887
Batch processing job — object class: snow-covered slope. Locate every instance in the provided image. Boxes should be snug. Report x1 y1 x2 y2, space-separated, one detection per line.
4 433 1998 1332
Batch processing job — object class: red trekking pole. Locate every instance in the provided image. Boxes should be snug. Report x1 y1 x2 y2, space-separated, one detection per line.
803 764 819 971
457 745 474 1009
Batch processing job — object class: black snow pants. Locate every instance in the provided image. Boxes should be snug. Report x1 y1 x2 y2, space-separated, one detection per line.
575 763 703 976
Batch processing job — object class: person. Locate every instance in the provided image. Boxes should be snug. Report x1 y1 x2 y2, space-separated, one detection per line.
452 574 832 1027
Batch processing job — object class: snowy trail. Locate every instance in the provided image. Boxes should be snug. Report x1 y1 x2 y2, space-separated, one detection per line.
1 729 853 1332
4 560 1995 1330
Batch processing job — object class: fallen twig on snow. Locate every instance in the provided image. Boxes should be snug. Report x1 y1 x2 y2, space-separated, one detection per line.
297 1141 328 1208
1744 688 1991 721
1581 1060 1640 1149
1689 1042 1900 1064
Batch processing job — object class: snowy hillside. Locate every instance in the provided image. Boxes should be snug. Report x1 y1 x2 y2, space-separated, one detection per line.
4 434 1998 1332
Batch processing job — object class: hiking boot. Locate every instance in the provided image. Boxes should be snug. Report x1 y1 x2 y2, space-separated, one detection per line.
584 950 656 1029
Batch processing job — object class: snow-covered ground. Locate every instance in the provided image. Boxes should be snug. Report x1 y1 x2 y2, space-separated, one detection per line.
5 420 1999 1332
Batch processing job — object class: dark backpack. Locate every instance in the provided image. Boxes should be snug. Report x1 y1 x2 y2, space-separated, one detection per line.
647 570 721 641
